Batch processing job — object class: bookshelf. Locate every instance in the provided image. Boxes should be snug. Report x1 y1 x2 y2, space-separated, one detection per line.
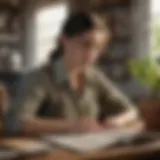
96 0 132 83
0 0 27 95
0 0 26 73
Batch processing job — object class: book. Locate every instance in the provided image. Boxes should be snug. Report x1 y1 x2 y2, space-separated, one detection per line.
44 129 140 152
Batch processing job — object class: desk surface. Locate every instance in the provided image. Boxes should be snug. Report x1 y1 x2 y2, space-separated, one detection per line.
1 99 160 159
1 137 160 160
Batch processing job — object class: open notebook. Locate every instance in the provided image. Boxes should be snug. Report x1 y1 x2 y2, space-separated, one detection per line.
44 129 140 152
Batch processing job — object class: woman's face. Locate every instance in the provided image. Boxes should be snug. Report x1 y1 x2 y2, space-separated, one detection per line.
63 29 107 68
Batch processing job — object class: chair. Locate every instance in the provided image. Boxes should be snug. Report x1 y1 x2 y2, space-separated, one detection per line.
0 83 8 118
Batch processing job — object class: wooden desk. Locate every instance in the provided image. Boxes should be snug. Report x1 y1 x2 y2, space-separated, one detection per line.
1 98 160 160
0 120 2 136
1 138 160 160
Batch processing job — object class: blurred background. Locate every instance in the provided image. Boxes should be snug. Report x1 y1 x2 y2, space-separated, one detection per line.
0 0 159 101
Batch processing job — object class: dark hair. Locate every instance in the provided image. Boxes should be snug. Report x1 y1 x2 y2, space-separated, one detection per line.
51 12 108 60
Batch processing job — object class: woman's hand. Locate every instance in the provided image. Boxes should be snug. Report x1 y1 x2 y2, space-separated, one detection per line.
103 117 122 129
70 118 103 133
103 109 144 131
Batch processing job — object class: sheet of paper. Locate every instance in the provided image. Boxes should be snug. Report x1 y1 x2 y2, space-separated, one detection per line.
44 129 139 152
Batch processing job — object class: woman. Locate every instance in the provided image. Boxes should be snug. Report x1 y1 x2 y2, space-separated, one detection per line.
4 12 143 136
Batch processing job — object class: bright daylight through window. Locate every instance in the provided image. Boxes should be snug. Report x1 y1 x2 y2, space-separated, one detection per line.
151 0 160 56
34 3 68 67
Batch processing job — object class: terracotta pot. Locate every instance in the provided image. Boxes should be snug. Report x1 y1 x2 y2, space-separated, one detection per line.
138 98 160 131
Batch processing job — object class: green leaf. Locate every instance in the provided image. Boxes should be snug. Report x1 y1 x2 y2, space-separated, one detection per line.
127 56 160 93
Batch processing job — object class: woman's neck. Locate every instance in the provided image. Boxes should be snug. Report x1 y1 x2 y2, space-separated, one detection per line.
61 56 85 94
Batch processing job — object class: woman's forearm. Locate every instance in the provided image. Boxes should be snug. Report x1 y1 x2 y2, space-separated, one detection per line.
125 119 145 131
19 118 72 136
104 109 144 130
112 109 138 126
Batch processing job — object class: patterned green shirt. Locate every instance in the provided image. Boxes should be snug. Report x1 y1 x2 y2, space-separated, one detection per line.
4 59 136 134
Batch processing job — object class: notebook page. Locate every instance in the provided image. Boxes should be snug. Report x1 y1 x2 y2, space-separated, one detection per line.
44 129 139 152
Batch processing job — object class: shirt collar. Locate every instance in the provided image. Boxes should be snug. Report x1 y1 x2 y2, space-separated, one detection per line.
52 59 69 86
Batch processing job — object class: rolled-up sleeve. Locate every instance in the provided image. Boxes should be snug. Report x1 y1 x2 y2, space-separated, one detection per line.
3 70 46 136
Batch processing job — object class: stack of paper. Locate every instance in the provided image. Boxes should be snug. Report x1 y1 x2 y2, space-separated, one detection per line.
44 129 139 152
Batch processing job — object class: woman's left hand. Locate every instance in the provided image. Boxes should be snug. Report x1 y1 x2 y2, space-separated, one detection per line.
103 109 143 130
103 117 122 129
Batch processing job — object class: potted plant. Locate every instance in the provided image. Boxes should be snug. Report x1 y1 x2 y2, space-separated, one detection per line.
128 56 160 130
127 22 160 130
128 22 160 97
128 56 160 97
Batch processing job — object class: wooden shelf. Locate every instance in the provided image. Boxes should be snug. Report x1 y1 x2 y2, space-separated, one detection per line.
0 33 20 43
0 0 25 74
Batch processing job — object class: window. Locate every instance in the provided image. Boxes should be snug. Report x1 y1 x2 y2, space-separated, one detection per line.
33 3 68 68
151 0 160 55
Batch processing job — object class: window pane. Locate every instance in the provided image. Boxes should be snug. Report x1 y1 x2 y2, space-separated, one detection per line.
33 3 68 67
151 0 160 56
